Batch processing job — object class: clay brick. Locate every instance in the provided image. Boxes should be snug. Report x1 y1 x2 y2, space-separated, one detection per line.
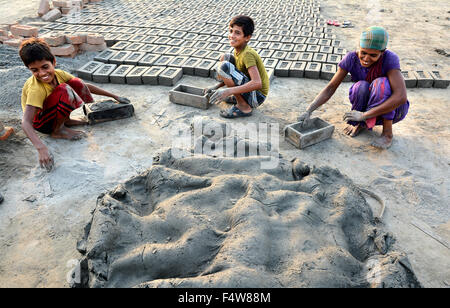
109 51 132 65
142 66 165 85
400 71 417 88
331 48 345 56
179 48 196 57
10 25 38 38
86 34 105 45
42 9 62 22
53 0 71 8
430 71 449 88
306 45 320 53
111 41 130 51
299 52 313 62
281 44 295 52
153 45 171 54
50 44 76 57
305 62 322 79
153 55 174 66
195 59 216 77
413 70 434 88
124 42 143 52
269 42 282 50
320 63 337 80
77 61 103 80
126 66 150 85
159 67 183 86
40 32 66 46
263 58 279 69
124 51 146 65
289 61 306 78
294 44 307 52
80 42 107 52
313 53 327 63
168 56 188 68
0 29 7 36
92 64 117 83
327 54 342 64
138 53 160 66
320 46 333 54
4 38 23 47
110 65 135 84
275 60 292 77
139 44 157 53
66 33 87 44
273 51 287 60
38 0 50 17
167 46 182 56
193 49 209 59
285 52 300 61
259 49 274 58
182 57 202 75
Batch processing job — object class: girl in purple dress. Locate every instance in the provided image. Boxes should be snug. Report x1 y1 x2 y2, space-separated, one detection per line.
298 26 410 149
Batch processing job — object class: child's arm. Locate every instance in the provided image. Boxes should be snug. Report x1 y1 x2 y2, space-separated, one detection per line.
298 67 348 125
229 66 262 95
85 83 129 103
21 105 54 170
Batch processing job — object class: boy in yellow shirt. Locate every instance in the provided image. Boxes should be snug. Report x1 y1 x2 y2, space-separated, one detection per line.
20 38 128 171
206 15 269 118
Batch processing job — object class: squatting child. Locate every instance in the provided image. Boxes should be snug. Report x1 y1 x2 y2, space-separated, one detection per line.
19 38 129 170
205 15 270 118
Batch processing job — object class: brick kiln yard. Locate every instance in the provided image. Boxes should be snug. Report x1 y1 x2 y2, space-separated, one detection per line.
0 0 449 288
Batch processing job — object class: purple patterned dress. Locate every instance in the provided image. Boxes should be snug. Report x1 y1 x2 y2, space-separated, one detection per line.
339 50 410 128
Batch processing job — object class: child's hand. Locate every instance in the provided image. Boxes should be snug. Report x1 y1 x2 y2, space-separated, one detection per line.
297 111 311 126
116 97 131 104
203 86 216 96
343 111 366 122
210 89 231 105
38 146 54 172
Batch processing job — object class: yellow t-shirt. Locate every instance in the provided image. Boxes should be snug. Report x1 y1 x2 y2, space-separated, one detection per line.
234 45 270 96
21 69 75 112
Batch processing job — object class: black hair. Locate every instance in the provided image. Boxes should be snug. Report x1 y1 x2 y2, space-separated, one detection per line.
19 38 55 67
229 15 255 37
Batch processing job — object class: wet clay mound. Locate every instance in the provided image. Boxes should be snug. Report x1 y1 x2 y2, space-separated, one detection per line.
77 150 421 288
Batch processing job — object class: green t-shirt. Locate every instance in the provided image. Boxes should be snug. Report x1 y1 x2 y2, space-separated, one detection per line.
234 45 269 96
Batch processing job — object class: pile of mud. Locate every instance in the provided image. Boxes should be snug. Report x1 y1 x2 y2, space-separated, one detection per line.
75 119 422 288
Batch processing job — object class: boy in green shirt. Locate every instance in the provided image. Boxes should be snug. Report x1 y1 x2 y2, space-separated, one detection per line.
206 15 269 118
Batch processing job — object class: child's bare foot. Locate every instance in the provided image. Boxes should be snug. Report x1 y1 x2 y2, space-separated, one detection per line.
343 124 364 137
65 117 88 127
51 126 86 140
371 134 393 149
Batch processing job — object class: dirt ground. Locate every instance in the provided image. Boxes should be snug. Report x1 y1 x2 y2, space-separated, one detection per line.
0 0 449 288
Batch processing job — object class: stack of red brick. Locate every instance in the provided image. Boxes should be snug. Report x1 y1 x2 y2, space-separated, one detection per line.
0 24 106 58
42 32 107 57
39 0 103 21
0 24 39 48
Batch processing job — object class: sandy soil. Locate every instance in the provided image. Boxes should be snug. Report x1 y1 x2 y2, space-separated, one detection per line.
0 0 449 288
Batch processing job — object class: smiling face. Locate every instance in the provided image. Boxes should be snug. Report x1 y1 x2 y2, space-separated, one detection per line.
28 59 57 85
228 24 251 50
358 47 383 68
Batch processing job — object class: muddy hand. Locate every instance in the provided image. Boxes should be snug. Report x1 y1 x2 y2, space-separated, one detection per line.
298 111 311 127
38 147 54 172
343 111 366 122
209 89 230 105
116 97 131 104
